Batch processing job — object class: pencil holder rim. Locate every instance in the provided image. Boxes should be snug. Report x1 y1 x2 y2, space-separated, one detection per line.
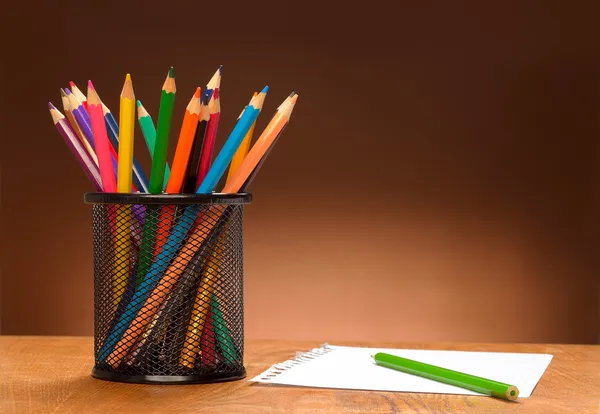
84 192 252 205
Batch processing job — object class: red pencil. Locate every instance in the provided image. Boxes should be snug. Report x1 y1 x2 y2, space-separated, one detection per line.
200 302 218 367
195 88 221 190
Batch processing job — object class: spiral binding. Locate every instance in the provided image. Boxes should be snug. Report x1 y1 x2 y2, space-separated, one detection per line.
257 343 335 381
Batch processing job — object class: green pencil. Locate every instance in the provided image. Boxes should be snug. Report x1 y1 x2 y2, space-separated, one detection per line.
137 100 170 190
373 352 519 401
212 295 239 365
136 67 176 286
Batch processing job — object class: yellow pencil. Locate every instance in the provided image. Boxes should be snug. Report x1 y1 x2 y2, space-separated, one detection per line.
114 74 135 310
226 92 258 182
118 74 135 192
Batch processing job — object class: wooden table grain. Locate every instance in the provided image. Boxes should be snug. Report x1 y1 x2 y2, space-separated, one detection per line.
0 337 598 413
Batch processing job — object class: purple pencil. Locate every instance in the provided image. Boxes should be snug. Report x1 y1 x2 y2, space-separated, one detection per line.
64 87 92 126
66 91 95 148
48 102 102 191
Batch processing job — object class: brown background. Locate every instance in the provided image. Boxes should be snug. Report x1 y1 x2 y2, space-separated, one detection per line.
1 2 599 344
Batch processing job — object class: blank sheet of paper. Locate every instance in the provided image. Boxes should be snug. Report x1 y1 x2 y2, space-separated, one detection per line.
250 345 553 398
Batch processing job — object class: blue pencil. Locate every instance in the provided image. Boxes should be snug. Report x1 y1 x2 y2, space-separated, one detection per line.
102 103 150 193
97 88 267 362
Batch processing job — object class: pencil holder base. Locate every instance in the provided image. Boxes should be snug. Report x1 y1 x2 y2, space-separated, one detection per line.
91 367 247 384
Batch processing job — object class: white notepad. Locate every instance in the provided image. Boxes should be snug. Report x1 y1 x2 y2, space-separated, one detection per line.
250 344 553 398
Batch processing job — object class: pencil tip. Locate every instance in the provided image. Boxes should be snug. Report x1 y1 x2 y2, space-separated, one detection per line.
48 102 56 110
219 65 223 74
60 88 67 97
194 87 201 97
69 81 76 88
136 100 142 107
289 91 296 97
261 85 269 94
125 73 132 82
87 80 95 90
64 88 71 95
168 66 175 77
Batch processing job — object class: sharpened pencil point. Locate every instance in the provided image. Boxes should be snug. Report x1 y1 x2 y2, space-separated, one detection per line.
289 91 296 97
69 81 76 88
64 88 71 95
261 86 269 94
126 73 132 81
168 66 175 78
87 80 95 90
136 100 141 107
60 88 67 98
48 102 57 110
194 87 201 97
219 65 223 74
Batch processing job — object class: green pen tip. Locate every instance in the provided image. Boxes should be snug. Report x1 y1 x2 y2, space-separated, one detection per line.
168 66 175 77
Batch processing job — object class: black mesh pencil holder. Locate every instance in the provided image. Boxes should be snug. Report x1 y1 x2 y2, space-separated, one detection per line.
84 192 251 384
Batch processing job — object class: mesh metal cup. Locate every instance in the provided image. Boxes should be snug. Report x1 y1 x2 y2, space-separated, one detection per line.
84 193 251 384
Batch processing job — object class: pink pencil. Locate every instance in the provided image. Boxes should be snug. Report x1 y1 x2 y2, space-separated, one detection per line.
48 102 103 191
87 81 116 192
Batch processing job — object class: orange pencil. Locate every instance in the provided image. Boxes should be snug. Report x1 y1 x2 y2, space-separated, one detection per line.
154 88 202 258
223 94 298 192
226 92 258 181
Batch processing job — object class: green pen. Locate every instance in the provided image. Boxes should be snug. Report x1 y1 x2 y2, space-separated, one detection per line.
373 352 519 401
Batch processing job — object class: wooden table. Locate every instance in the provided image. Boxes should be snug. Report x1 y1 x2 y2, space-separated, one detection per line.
0 337 598 413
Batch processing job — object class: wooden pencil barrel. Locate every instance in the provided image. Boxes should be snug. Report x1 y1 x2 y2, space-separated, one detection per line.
84 192 251 384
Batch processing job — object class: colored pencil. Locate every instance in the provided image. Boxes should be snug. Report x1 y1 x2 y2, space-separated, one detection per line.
223 94 297 193
373 352 519 401
149 66 176 193
226 92 258 182
240 92 295 191
100 104 146 227
154 87 202 257
179 246 219 368
166 87 202 193
99 88 266 364
117 74 136 193
103 102 149 192
66 91 95 148
183 90 212 193
60 88 98 166
87 81 116 192
69 81 89 111
113 74 136 310
136 67 176 286
137 100 170 189
212 295 239 364
199 300 218 366
197 86 268 193
48 103 102 190
195 89 221 190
